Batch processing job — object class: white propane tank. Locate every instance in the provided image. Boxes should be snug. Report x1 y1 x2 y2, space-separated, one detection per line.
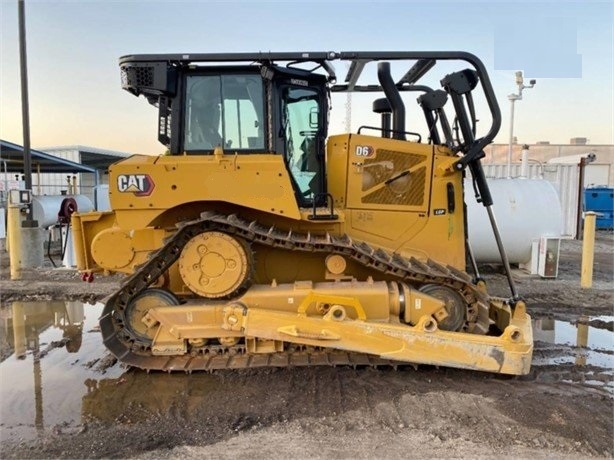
94 184 111 211
465 178 562 264
62 226 76 268
31 195 94 228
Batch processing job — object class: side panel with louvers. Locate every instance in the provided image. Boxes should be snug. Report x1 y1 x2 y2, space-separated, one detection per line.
346 135 432 212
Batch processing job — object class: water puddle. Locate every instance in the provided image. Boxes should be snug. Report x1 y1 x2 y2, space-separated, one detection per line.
532 316 614 392
0 301 227 442
532 316 614 366
0 302 118 441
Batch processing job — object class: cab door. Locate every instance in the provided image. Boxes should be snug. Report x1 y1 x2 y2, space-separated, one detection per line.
273 70 328 208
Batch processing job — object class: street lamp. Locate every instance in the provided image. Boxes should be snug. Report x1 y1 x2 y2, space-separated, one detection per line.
507 71 536 178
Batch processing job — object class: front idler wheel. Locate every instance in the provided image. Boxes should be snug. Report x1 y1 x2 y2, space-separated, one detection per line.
124 288 180 343
419 284 466 332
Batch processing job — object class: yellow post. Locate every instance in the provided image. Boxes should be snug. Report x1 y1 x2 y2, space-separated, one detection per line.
7 198 23 280
580 211 596 288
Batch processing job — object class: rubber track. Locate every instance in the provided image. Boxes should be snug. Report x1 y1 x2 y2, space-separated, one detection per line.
100 211 493 371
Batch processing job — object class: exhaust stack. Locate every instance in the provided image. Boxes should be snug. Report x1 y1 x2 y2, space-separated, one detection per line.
377 62 405 140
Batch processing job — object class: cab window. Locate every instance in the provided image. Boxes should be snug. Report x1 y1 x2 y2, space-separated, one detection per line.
184 74 264 152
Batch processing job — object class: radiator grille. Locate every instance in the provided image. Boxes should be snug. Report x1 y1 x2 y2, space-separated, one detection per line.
361 149 426 206
121 65 154 88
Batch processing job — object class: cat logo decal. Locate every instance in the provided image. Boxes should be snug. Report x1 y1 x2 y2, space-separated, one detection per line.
117 174 155 197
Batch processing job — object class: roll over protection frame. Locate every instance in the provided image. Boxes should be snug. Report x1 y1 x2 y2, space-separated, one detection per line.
119 50 501 155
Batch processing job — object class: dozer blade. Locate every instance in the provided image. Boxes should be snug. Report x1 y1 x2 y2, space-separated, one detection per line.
222 302 532 375
138 299 532 375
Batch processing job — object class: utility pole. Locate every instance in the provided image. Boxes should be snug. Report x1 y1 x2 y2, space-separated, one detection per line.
18 0 34 196
506 71 535 178
10 0 43 279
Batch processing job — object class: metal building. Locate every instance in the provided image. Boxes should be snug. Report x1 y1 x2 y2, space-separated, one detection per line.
0 140 129 207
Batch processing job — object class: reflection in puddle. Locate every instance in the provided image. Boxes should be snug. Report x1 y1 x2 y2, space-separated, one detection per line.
0 301 228 443
533 316 614 362
532 316 614 368
531 317 613 393
5 301 86 360
0 301 125 441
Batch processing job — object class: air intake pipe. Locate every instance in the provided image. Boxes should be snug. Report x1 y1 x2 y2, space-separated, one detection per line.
373 98 392 138
377 62 405 140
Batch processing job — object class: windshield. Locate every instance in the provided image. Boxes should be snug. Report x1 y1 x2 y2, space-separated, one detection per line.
184 74 264 152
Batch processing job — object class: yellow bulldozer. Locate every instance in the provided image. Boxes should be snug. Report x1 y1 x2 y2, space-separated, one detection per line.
72 51 532 374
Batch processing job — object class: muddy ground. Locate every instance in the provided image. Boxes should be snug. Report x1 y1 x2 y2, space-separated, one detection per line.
0 234 612 459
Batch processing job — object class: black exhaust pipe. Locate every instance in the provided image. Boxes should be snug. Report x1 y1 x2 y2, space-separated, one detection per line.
377 62 405 140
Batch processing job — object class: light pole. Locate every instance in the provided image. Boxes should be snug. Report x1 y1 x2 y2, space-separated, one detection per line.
507 71 535 178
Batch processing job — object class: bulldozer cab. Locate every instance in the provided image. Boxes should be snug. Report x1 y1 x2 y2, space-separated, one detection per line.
121 59 329 206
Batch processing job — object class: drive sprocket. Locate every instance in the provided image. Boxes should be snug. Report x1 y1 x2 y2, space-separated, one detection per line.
178 231 252 298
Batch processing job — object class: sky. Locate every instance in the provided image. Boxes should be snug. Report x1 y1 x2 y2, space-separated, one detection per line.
1 0 612 156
